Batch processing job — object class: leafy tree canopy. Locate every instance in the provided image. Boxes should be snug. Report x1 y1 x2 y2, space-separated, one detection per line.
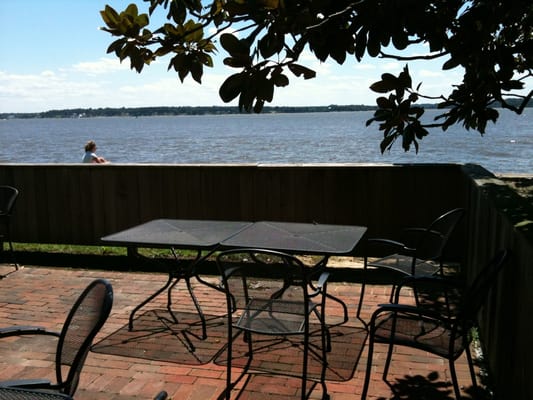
101 0 532 152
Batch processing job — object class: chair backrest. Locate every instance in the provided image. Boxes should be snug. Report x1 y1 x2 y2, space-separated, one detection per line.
416 208 465 261
56 279 113 396
216 248 312 315
0 186 19 217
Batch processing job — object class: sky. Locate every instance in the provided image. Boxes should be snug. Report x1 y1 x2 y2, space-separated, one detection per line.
0 1 470 113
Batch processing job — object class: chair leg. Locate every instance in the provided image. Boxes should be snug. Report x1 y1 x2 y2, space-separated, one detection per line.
356 257 368 322
382 336 394 382
361 328 376 400
301 322 309 400
449 358 462 400
1 230 18 270
465 343 478 389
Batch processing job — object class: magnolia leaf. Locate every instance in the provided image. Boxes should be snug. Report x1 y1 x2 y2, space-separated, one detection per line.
257 79 274 102
370 80 396 93
219 73 244 103
273 73 289 87
220 33 249 57
380 134 396 153
443 57 461 70
288 64 316 79
376 96 395 109
190 61 203 83
100 6 120 27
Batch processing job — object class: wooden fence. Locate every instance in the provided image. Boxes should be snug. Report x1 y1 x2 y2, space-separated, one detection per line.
0 162 531 399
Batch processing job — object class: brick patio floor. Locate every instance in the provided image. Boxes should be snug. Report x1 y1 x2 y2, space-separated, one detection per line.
0 261 488 400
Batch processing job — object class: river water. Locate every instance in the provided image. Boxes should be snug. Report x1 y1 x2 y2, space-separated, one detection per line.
1 109 531 174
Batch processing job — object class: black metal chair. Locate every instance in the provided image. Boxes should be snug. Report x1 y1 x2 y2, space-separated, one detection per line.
0 185 19 270
216 249 330 400
357 207 465 320
153 391 168 400
0 279 114 397
361 249 509 400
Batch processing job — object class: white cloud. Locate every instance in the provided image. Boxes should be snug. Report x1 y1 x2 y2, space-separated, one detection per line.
71 57 130 75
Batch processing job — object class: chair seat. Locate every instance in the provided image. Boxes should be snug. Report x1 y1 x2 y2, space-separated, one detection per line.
373 312 465 359
368 254 440 276
235 298 317 335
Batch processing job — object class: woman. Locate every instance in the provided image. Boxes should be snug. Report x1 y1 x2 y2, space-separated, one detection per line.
83 140 108 163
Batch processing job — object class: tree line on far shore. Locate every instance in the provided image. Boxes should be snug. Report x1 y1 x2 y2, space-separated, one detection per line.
2 98 529 120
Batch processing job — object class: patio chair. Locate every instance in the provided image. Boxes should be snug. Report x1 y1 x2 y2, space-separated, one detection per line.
0 279 114 397
356 207 465 321
216 248 330 400
0 185 19 270
153 391 168 400
361 249 509 400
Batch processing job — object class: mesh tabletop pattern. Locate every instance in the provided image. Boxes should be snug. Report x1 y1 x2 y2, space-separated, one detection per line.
220 221 367 255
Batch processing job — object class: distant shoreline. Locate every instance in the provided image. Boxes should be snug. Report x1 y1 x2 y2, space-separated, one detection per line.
1 105 377 119
2 99 529 120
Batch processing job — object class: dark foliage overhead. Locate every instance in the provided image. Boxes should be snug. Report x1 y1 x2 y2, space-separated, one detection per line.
101 0 532 152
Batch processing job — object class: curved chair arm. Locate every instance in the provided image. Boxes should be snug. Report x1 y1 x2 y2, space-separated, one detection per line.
402 227 442 245
308 271 330 298
0 379 58 391
394 275 464 303
0 325 62 391
0 326 61 339
370 303 455 327
365 237 415 256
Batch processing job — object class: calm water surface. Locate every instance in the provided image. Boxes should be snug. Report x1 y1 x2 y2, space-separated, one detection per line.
1 109 531 174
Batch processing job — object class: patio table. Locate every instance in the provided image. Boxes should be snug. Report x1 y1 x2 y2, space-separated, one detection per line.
102 220 367 332
0 387 73 400
101 219 252 332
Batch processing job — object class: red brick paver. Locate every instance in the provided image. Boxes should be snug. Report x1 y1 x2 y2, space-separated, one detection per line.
0 263 486 399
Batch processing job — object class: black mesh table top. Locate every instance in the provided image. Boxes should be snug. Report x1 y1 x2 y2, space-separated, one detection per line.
220 221 367 255
0 387 73 400
101 219 252 249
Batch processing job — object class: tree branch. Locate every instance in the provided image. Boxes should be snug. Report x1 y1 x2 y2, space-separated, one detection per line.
379 50 448 61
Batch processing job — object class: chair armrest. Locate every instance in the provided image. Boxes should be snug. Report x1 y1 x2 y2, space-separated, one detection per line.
370 303 453 326
367 237 406 249
398 275 463 289
365 238 414 258
315 271 330 291
0 379 54 390
394 275 463 302
0 326 60 338
307 271 330 298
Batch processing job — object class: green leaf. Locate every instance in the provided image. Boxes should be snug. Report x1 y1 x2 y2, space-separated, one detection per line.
443 57 461 70
380 134 396 154
178 66 190 83
125 4 139 17
355 30 367 61
376 96 394 109
392 32 408 50
259 30 283 59
367 30 381 57
370 80 396 93
219 73 244 103
273 73 289 87
190 61 203 83
254 99 265 113
220 33 249 57
100 5 120 28
257 79 274 102
288 64 316 79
